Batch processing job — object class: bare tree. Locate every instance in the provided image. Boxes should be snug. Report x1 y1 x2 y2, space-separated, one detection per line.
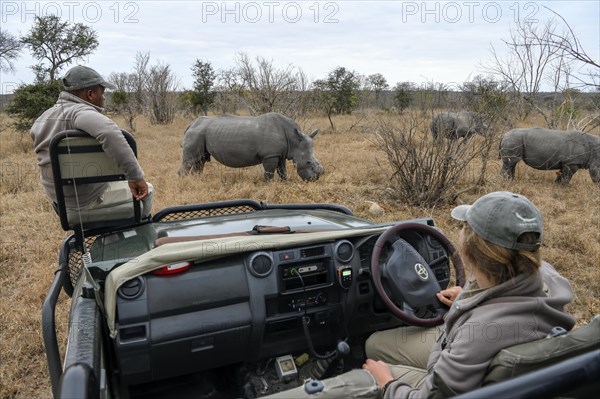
214 67 243 114
483 10 599 130
517 7 600 131
108 52 180 128
107 52 150 132
0 29 23 73
231 52 308 116
131 51 150 112
484 19 563 110
145 61 179 124
484 18 577 127
108 72 138 131
540 6 599 89
409 81 451 112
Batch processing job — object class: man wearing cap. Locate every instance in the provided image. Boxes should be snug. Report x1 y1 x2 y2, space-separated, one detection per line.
264 191 575 399
31 65 153 221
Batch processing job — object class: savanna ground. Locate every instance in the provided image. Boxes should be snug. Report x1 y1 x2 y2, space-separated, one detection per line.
0 111 598 398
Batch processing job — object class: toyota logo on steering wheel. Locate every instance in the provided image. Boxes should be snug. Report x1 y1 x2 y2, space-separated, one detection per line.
415 263 429 281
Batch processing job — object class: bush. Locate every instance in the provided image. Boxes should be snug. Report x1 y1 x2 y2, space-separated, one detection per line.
6 80 62 132
375 111 492 207
393 82 414 111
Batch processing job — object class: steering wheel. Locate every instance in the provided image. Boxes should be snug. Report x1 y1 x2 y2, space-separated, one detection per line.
371 222 465 327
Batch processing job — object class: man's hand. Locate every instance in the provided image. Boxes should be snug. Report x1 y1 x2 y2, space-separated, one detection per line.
436 286 462 307
128 179 149 201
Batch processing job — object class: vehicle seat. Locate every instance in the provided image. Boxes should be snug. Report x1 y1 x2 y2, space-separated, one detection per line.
49 129 142 233
484 315 600 385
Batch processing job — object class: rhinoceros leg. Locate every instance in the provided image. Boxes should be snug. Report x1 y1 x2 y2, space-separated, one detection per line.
589 167 600 184
277 158 287 181
180 153 209 175
262 155 280 181
501 157 518 179
455 126 468 139
556 164 578 185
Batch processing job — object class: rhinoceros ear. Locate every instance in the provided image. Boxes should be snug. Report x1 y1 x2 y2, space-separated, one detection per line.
309 129 319 138
293 128 303 141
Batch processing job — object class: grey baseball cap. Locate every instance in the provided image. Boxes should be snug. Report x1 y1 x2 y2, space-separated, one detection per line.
62 65 115 91
451 191 543 251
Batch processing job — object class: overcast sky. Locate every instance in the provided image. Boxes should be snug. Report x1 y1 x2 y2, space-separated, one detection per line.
1 1 599 94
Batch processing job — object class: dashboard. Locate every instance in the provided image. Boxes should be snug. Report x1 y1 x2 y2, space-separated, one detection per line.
113 230 451 386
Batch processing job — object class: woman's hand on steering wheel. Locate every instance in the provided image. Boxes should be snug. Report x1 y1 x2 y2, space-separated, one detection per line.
436 286 462 307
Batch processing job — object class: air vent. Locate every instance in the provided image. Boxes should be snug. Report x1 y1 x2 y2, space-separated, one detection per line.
248 252 274 277
118 276 144 300
335 240 354 263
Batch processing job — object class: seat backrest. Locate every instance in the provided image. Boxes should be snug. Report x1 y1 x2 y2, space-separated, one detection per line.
49 129 141 232
484 315 600 385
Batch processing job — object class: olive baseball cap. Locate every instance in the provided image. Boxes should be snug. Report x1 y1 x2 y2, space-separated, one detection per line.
451 191 543 251
62 65 115 91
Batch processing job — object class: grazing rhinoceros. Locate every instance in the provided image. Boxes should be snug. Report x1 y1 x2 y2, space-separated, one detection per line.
430 111 488 139
179 113 324 181
500 128 600 185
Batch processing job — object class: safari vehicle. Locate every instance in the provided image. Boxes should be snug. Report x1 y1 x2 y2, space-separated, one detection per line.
42 130 599 399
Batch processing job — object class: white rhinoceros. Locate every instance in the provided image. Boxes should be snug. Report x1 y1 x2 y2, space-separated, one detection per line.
179 113 324 181
500 128 600 185
430 111 488 140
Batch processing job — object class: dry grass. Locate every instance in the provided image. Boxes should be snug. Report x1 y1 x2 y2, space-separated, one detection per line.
1 111 598 399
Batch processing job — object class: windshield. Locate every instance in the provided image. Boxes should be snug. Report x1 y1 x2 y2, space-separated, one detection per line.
90 209 375 263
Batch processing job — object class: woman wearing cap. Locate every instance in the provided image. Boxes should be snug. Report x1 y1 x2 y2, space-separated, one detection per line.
265 191 575 399
364 191 576 398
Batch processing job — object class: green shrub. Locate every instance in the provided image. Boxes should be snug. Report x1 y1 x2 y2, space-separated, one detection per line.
7 80 62 132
